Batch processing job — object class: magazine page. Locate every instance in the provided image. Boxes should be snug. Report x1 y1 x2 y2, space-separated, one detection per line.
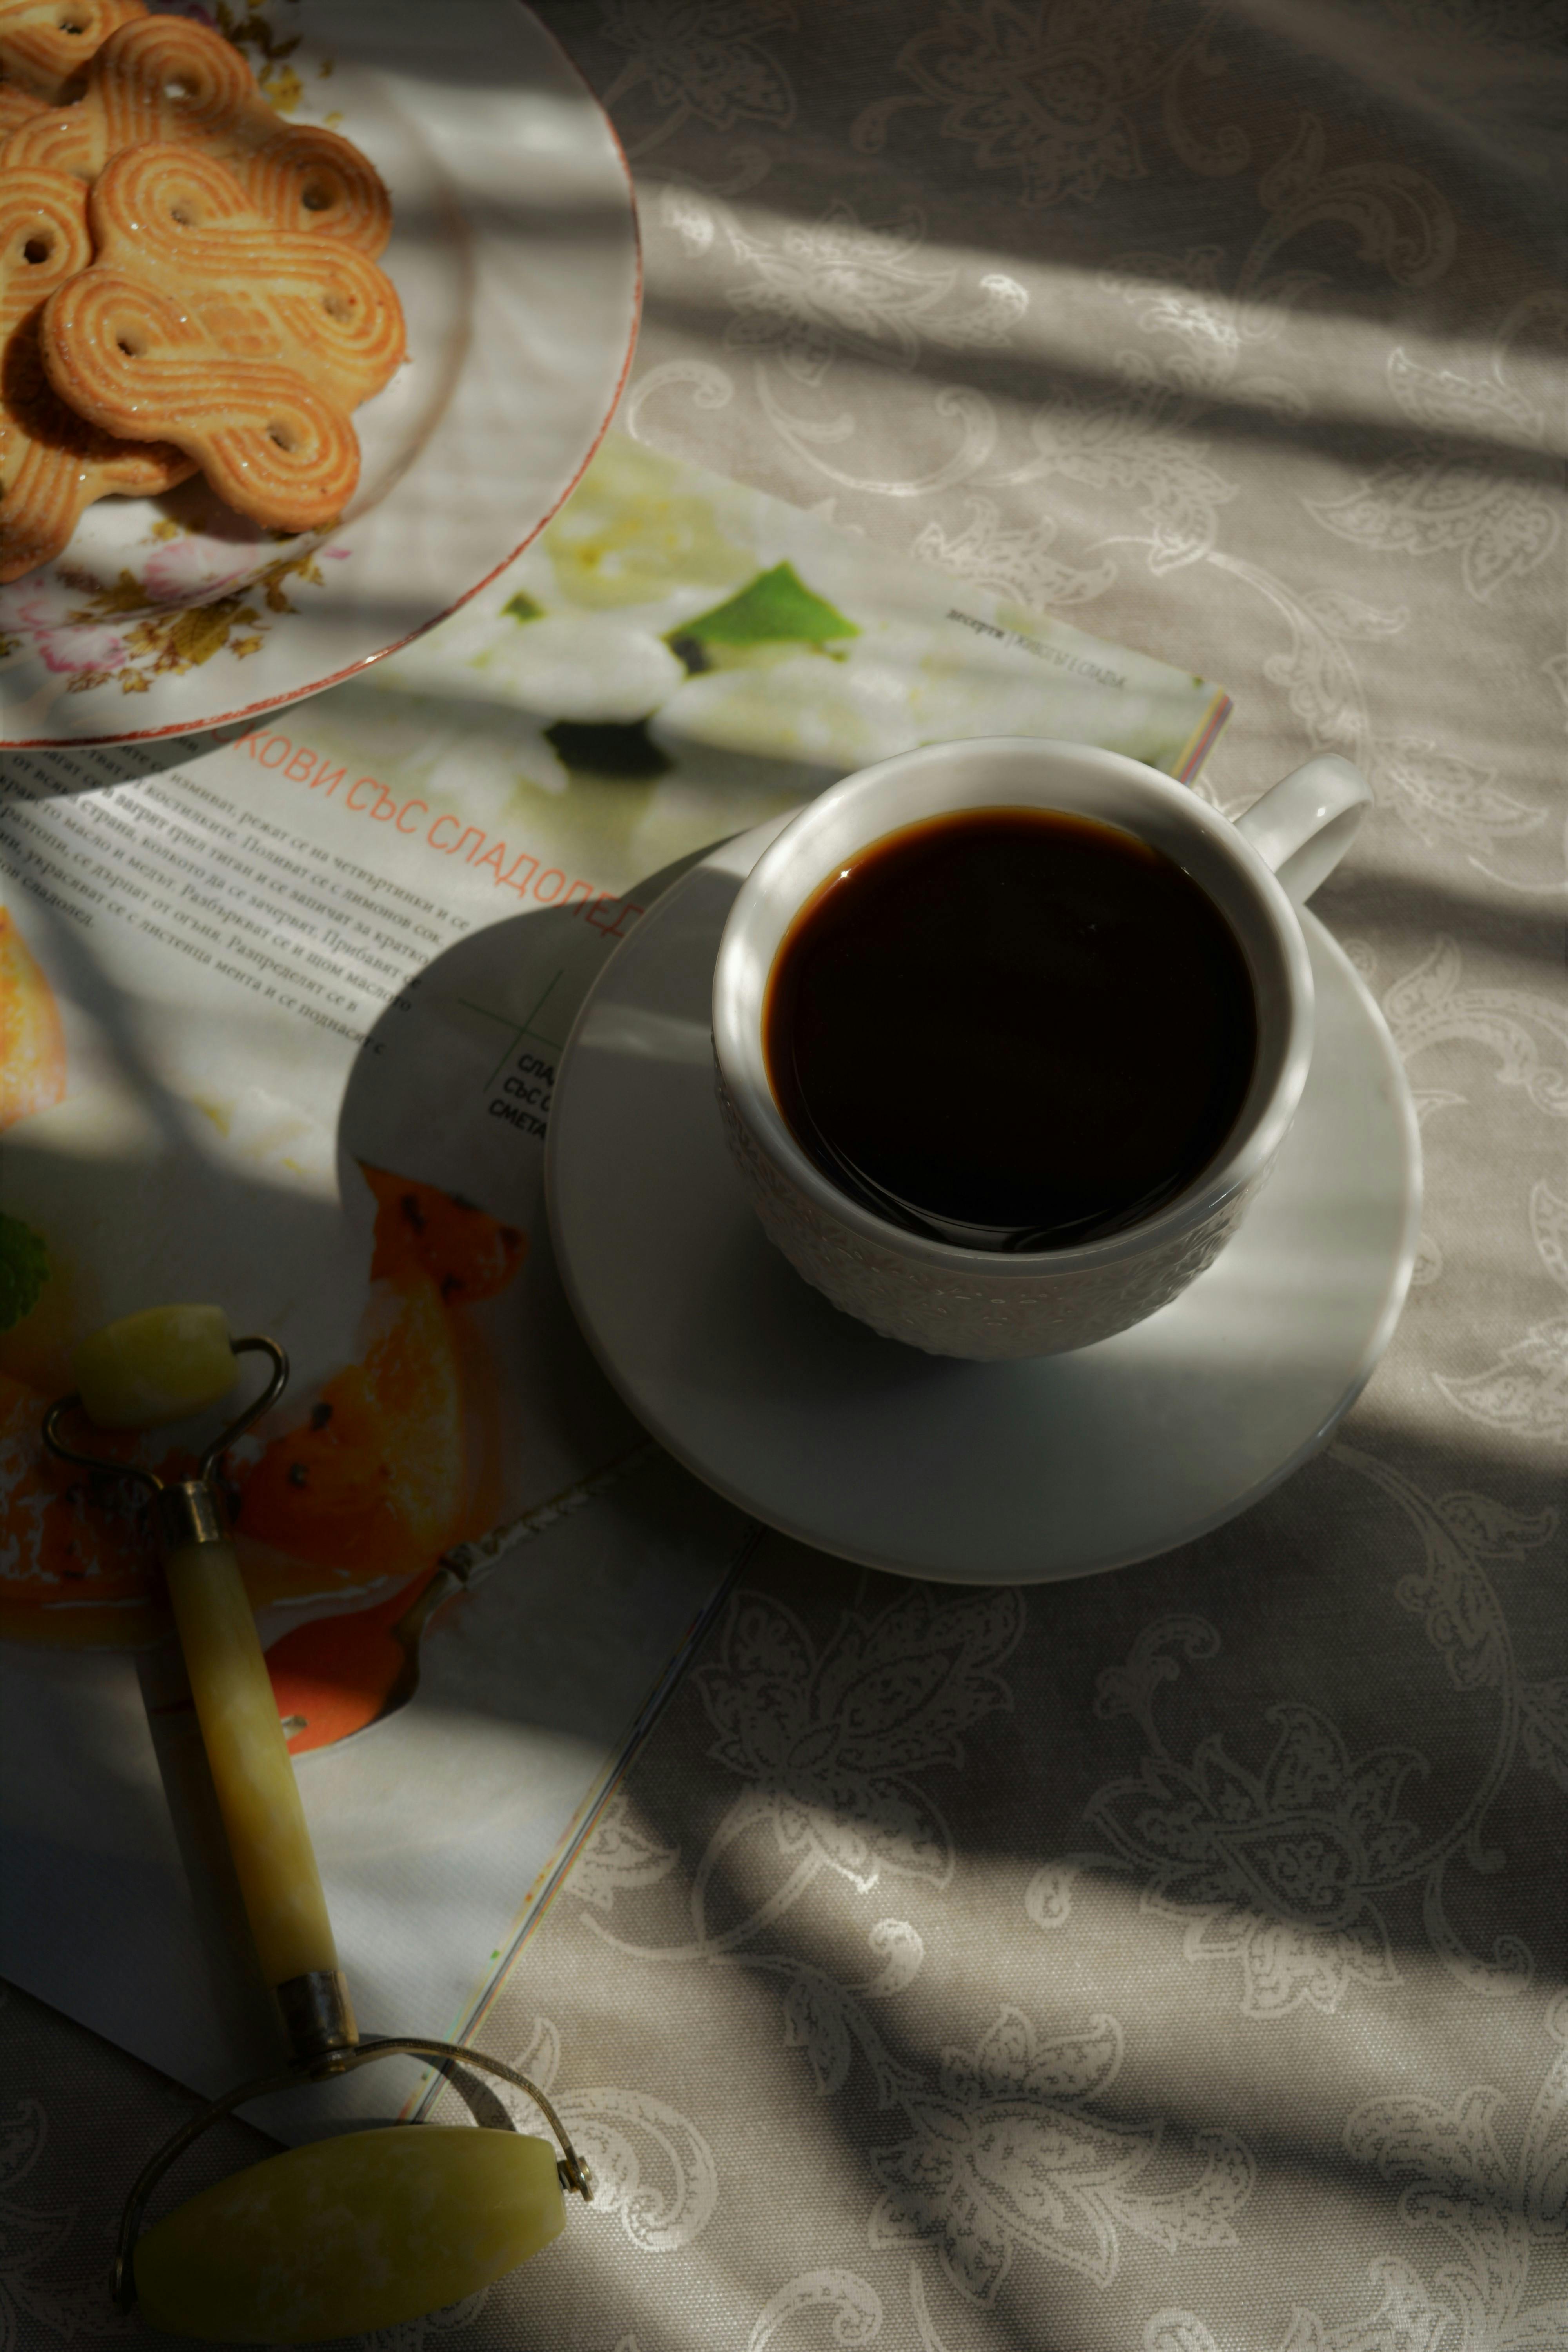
0 432 1230 2128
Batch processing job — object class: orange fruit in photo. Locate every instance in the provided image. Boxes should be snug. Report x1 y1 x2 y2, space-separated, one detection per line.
236 1266 467 1588
0 1165 526 1671
266 1564 443 1755
249 1171 529 1744
360 1164 526 1302
0 907 66 1131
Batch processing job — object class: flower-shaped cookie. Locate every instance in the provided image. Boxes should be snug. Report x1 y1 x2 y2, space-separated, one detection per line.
42 142 405 533
0 164 191 583
0 0 144 103
0 13 391 253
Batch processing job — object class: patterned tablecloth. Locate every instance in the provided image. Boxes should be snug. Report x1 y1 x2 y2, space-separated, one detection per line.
5 4 1564 2348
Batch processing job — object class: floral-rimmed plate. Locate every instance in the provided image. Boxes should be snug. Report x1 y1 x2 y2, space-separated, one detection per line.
0 0 639 746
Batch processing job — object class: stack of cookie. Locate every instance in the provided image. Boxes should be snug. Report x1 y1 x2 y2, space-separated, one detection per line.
0 2 402 582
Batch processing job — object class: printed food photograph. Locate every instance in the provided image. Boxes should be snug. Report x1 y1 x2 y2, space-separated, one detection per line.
0 0 1560 2348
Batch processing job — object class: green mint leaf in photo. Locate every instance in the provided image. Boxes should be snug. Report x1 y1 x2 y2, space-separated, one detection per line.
503 592 545 623
674 563 860 652
0 1212 49 1333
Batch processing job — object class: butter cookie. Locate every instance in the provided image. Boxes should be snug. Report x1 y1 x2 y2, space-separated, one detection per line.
0 0 145 105
0 163 191 583
1 13 391 254
42 141 404 534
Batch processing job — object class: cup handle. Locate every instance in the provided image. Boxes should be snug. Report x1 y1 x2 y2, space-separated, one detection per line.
1233 753 1372 904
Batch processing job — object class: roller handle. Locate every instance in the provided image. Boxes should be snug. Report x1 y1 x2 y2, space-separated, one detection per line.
162 1524 342 2005
44 1332 356 2066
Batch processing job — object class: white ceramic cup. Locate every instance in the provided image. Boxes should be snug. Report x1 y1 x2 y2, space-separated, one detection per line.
712 737 1370 1360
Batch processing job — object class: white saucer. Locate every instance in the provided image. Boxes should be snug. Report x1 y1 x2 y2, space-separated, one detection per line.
546 822 1421 1584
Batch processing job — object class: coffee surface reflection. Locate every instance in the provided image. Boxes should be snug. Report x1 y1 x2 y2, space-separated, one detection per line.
764 806 1258 1252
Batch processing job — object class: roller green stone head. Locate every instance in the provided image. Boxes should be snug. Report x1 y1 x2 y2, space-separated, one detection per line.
72 1303 237 1429
135 2126 567 2344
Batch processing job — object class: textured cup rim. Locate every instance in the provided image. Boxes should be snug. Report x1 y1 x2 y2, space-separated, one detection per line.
711 737 1316 1276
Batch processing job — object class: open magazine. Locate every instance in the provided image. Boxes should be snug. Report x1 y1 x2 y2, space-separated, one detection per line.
0 432 1230 2134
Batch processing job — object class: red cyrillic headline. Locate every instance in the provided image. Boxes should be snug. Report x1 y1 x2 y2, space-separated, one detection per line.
235 727 644 939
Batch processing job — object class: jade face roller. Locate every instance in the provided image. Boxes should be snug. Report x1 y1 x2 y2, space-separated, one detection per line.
44 1306 593 2345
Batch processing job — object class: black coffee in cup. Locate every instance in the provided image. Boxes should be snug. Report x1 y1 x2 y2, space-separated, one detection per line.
764 806 1258 1251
